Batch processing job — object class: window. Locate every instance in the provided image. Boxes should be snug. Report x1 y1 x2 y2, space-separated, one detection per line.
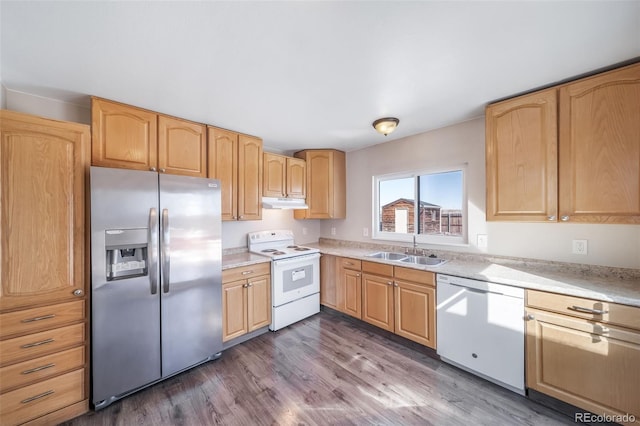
373 168 466 245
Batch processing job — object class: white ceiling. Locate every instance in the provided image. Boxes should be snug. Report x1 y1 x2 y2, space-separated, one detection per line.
1 1 639 153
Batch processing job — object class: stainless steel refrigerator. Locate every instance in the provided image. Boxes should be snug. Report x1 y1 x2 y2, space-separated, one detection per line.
90 166 222 409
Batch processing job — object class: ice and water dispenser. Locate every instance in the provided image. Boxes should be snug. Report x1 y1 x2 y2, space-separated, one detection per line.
105 228 148 281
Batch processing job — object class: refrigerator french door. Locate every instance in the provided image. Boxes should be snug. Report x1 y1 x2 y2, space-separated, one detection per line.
90 166 222 409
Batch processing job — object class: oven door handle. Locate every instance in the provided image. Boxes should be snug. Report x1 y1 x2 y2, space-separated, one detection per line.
272 253 320 266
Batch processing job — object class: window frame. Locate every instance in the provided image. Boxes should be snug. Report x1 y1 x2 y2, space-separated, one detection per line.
372 165 468 246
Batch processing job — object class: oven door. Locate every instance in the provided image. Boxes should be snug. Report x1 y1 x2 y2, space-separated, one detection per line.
272 253 320 307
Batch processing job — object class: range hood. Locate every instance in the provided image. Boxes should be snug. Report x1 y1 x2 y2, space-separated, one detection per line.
262 197 309 209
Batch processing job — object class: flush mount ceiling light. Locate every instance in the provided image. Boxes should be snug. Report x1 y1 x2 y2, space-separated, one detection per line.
372 117 400 136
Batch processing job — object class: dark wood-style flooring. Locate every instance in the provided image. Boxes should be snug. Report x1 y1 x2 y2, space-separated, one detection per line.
63 310 574 425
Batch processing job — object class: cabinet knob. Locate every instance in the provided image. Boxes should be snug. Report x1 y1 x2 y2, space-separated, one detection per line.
73 289 84 297
232 216 237 219
393 282 399 287
387 281 393 286
561 215 570 221
150 167 157 172
239 215 243 219
243 283 249 288
526 314 535 320
160 168 166 173
547 215 556 221
356 273 360 277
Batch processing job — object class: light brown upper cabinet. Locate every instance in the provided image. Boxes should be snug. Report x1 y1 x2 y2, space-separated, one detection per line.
486 89 558 222
293 149 346 219
92 97 206 177
558 64 640 223
208 126 263 221
1 110 89 311
486 62 640 223
263 153 306 199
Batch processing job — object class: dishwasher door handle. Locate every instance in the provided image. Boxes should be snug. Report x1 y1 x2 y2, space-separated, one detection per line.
444 281 495 294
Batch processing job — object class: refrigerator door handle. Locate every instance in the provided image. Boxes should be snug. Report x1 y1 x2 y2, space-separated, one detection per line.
148 208 159 295
161 208 171 293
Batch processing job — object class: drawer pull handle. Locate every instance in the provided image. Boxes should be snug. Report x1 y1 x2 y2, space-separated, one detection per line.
569 305 609 315
241 271 253 275
21 314 55 323
21 390 54 404
21 338 55 349
22 363 56 375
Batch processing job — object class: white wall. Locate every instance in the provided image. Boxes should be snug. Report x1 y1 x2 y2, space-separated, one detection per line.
321 118 640 269
6 89 90 124
0 84 5 109
223 209 321 249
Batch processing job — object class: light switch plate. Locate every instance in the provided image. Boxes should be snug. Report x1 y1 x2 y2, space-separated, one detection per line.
477 234 488 248
331 227 336 236
363 227 369 237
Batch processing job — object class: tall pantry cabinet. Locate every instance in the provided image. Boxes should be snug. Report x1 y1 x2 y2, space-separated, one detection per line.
0 110 90 425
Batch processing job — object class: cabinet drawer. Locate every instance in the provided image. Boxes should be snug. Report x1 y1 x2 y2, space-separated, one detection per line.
0 301 85 339
394 267 435 286
362 261 393 277
0 347 85 393
223 263 270 283
527 290 640 330
0 324 85 367
0 368 84 426
339 257 361 271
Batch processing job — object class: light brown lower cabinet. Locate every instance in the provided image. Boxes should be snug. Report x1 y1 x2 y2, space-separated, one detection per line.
320 255 338 309
222 263 271 342
526 290 640 424
361 261 436 349
337 258 362 319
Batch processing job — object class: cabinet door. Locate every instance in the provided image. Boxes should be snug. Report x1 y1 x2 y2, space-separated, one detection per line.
485 89 558 222
208 127 238 221
286 157 306 199
526 308 640 420
222 280 247 342
237 135 263 221
394 280 436 348
158 115 207 177
91 97 157 171
559 63 640 224
341 269 362 319
0 111 89 311
362 274 394 332
263 153 286 197
248 275 271 332
320 255 337 308
305 151 333 219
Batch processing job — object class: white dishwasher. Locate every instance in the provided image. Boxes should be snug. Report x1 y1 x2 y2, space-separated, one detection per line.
436 274 525 395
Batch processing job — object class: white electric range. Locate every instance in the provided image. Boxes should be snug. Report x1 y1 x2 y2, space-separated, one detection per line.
248 230 320 331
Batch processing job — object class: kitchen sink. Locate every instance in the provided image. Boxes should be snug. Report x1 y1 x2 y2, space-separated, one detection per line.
365 251 447 267
400 255 447 266
366 251 408 261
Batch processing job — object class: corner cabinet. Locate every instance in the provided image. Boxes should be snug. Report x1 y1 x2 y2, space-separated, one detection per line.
91 97 207 177
486 62 640 223
526 290 640 423
0 110 90 425
320 254 338 309
208 127 263 221
293 149 346 219
221 263 271 342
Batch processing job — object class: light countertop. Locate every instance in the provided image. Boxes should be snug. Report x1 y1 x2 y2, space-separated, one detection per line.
222 252 271 270
308 242 640 308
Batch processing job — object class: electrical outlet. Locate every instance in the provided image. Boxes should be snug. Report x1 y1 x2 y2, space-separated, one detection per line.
572 239 588 255
477 234 488 248
302 227 308 236
331 227 336 236
363 227 369 237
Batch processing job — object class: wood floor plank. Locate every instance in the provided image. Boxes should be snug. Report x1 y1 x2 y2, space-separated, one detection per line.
62 311 573 425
